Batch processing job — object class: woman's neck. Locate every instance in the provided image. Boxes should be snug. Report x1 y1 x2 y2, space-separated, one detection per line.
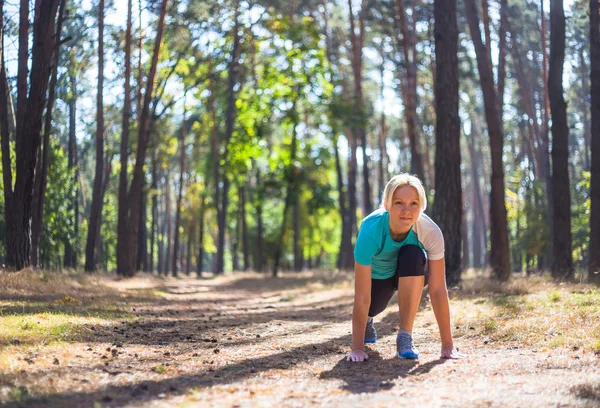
390 228 410 242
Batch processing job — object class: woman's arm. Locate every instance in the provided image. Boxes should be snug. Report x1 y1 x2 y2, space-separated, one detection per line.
347 262 372 362
428 258 465 359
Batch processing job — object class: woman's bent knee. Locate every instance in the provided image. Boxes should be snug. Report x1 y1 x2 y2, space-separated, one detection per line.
396 245 426 277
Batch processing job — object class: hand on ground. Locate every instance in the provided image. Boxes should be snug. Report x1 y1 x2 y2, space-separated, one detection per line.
441 344 467 359
346 349 369 362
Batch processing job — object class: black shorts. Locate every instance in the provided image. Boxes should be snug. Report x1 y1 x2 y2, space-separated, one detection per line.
368 245 427 317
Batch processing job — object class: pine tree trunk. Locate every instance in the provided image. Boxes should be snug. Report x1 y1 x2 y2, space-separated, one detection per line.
3 0 61 270
588 0 600 283
32 0 66 267
395 0 425 185
119 0 169 277
272 104 299 277
254 170 264 272
465 0 511 281
541 1 554 270
240 186 249 271
172 109 187 277
216 0 241 274
85 0 105 272
116 0 133 275
149 161 157 273
64 72 78 268
433 0 462 286
165 175 171 276
549 0 573 280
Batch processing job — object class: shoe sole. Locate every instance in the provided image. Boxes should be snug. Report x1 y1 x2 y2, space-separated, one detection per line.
398 351 419 359
364 338 376 344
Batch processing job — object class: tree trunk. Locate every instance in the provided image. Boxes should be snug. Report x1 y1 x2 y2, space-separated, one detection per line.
196 203 205 276
432 0 462 286
157 190 165 275
348 0 372 216
395 0 425 185
293 189 302 272
589 0 600 284
2 0 61 270
549 0 573 280
465 0 511 281
136 181 147 271
165 174 171 276
64 71 78 268
172 106 187 277
254 170 264 272
149 161 157 273
216 0 241 274
118 0 169 277
32 0 66 267
85 0 105 272
272 104 299 277
541 0 554 270
497 0 508 112
240 186 249 271
116 0 133 275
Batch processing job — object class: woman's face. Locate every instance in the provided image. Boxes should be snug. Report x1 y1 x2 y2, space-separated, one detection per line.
385 185 422 235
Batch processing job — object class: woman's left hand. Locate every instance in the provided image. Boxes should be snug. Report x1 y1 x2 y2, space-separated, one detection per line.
441 344 467 359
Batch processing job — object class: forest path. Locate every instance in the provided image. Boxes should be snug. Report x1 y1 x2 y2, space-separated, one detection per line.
1 271 599 407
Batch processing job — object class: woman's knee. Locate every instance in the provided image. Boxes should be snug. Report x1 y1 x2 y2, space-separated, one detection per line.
396 245 426 277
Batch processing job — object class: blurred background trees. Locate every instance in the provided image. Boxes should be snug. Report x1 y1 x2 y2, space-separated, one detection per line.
0 0 598 284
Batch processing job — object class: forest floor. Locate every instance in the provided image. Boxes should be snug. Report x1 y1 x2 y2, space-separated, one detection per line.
0 269 600 408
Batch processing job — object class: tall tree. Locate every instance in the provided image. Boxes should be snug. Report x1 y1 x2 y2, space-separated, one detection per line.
215 0 242 274
549 0 573 280
117 0 170 277
0 0 61 270
348 0 372 215
31 0 66 267
589 0 600 283
172 100 188 277
432 0 461 285
465 0 511 281
395 0 425 185
117 0 133 275
85 0 106 272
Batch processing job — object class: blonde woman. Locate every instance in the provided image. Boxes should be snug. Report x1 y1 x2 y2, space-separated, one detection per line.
347 174 466 362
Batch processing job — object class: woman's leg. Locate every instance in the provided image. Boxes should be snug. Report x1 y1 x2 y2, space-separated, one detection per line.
395 245 426 330
368 276 396 317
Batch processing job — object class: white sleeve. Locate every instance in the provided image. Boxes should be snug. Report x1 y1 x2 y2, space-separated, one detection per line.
415 214 445 260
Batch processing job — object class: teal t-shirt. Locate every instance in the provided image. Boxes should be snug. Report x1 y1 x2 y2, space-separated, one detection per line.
354 208 425 279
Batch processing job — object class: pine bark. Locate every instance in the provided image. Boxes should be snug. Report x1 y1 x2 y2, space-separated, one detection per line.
589 0 600 283
31 0 66 267
549 0 573 280
118 0 169 277
465 0 511 281
433 0 462 285
85 0 106 272
2 0 61 270
117 0 133 275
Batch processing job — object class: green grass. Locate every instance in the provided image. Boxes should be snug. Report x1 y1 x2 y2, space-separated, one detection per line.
0 311 134 346
452 277 600 351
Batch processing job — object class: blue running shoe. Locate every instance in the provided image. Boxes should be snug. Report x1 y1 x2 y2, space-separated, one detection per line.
397 331 419 359
364 317 377 343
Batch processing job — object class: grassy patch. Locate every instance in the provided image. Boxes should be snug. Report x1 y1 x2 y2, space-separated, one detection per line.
452 276 600 351
0 312 117 345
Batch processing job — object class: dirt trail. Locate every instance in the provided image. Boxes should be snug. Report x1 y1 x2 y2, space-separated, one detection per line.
1 272 599 407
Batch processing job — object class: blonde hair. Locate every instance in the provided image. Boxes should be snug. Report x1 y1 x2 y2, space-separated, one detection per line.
382 173 427 212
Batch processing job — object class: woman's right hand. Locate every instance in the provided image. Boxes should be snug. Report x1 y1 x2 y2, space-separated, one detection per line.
346 349 369 362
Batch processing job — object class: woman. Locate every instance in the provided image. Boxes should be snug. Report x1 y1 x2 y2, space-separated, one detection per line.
347 174 465 362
